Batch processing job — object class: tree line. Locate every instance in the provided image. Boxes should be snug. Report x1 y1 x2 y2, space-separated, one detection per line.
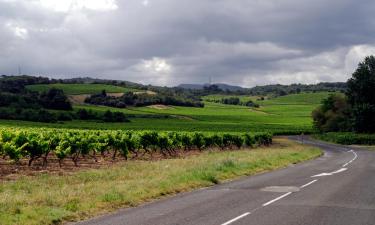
84 91 204 108
0 76 129 123
313 56 375 133
205 97 260 107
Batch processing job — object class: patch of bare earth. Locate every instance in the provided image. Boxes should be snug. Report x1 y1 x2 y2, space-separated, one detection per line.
134 90 157 95
147 104 173 110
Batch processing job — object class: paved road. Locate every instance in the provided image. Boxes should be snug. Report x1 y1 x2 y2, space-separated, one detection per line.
75 137 375 225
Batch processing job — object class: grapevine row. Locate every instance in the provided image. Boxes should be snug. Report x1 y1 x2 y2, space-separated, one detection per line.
0 128 272 167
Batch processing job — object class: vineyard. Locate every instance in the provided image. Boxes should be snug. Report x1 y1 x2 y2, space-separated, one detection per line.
0 127 272 168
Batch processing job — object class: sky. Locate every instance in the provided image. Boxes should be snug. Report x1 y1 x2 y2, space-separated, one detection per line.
1 0 375 87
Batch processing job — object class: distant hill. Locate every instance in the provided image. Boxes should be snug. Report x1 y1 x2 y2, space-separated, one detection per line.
178 82 347 95
178 83 245 91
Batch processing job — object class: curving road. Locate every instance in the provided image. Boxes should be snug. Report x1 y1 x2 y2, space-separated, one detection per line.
75 137 375 225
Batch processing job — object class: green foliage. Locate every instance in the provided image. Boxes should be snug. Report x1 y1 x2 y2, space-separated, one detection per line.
315 132 375 145
312 94 351 132
85 91 204 108
0 127 273 166
39 88 72 110
347 56 375 133
313 55 375 134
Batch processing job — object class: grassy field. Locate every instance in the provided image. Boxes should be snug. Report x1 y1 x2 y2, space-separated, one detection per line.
0 92 330 134
0 138 322 225
26 83 138 95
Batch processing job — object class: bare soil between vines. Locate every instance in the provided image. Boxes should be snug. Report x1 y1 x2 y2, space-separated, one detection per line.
0 147 235 180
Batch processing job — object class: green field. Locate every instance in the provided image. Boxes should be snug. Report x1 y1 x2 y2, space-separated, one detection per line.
0 92 331 134
26 83 138 95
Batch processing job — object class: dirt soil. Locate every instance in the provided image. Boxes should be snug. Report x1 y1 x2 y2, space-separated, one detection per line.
0 149 209 181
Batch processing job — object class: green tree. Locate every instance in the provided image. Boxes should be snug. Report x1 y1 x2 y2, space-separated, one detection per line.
312 94 351 132
347 56 375 133
39 88 72 110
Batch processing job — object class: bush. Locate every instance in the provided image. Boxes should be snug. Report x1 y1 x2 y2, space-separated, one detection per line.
312 94 351 132
39 88 72 110
315 132 375 145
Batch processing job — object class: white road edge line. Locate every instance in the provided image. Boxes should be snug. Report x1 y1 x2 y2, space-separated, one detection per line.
300 179 318 188
262 192 292 207
221 212 251 225
343 150 358 167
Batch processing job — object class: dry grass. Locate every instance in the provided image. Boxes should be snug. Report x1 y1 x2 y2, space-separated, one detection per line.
0 138 321 225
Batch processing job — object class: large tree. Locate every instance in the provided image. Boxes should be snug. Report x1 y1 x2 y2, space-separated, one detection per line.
347 56 375 133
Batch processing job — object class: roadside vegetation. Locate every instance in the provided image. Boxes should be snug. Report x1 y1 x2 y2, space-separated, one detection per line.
0 138 321 225
314 132 375 145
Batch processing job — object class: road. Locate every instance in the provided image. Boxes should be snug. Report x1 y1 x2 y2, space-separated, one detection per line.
75 137 375 225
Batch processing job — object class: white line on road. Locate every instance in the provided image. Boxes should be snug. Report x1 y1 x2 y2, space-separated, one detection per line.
300 179 318 188
343 150 358 167
311 167 347 177
262 192 292 207
332 168 348 174
221 212 251 225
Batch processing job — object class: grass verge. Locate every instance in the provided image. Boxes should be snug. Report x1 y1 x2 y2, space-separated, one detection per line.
0 138 322 225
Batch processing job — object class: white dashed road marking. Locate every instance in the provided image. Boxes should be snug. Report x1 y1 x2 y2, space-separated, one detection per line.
221 212 251 225
220 148 358 225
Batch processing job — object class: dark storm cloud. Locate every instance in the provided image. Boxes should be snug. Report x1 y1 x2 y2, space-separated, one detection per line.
1 0 375 86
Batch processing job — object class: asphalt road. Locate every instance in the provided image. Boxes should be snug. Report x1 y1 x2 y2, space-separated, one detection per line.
75 137 375 225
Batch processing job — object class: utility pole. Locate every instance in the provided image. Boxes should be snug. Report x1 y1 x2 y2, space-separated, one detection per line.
18 65 21 75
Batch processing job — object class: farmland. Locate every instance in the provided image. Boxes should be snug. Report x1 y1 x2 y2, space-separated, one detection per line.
0 82 331 225
0 91 331 134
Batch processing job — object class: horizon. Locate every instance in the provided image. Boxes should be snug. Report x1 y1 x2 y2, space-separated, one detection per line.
1 73 348 89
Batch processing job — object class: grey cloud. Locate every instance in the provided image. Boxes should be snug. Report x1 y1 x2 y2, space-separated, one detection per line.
1 0 375 86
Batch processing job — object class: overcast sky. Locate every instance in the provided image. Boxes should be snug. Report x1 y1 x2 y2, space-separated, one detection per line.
1 0 375 87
